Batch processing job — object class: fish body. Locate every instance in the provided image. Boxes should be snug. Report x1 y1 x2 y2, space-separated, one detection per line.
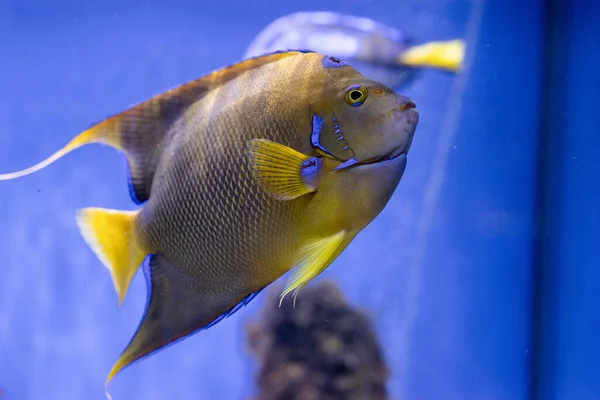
244 11 465 87
0 50 419 395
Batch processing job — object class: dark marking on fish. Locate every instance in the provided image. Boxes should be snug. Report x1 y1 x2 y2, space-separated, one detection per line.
311 112 355 160
322 55 349 69
311 113 330 154
300 157 322 177
332 114 354 157
300 156 323 190
334 157 359 171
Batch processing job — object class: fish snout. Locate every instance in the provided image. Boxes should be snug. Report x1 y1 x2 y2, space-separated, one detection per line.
396 95 416 111
395 95 418 123
395 96 418 154
399 99 416 111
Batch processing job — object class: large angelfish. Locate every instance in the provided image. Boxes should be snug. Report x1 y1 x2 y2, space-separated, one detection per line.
0 50 419 396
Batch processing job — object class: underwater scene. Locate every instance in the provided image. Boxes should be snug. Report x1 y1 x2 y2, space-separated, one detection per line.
0 0 598 399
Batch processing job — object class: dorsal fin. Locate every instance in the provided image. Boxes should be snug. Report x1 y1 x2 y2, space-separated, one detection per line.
0 49 316 205
114 49 317 203
137 49 315 110
96 49 318 204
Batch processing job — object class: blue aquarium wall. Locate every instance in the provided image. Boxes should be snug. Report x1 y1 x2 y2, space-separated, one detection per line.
535 0 600 399
0 1 598 399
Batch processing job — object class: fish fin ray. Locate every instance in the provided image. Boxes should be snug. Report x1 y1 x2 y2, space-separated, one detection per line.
247 138 321 201
0 97 183 205
75 207 148 306
280 231 347 306
0 126 106 181
106 254 265 390
399 39 465 72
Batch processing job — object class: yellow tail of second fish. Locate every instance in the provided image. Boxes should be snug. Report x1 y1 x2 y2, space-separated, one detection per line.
399 39 466 72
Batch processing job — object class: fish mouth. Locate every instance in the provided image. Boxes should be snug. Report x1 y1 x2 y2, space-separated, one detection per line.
333 105 417 171
400 101 416 111
334 122 415 171
333 148 407 171
369 147 408 165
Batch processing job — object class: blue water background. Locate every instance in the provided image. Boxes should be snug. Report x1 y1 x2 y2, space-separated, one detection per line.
0 1 598 399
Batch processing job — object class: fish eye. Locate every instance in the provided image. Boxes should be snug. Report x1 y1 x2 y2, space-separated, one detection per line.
345 85 369 107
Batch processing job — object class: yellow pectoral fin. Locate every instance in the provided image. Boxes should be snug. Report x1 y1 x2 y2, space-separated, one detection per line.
280 230 347 307
398 39 466 72
248 139 323 200
247 138 322 201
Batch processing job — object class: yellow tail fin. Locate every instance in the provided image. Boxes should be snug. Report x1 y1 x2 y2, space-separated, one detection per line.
398 39 466 72
75 207 149 306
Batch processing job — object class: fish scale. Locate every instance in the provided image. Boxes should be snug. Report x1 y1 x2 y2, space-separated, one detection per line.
139 68 313 280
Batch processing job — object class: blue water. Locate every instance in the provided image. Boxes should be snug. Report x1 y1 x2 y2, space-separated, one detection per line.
0 1 598 400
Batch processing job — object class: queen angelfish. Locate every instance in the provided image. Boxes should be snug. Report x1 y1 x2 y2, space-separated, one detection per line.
0 50 419 397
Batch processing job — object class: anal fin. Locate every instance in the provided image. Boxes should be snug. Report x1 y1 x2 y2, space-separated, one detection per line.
280 230 347 307
105 254 264 397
